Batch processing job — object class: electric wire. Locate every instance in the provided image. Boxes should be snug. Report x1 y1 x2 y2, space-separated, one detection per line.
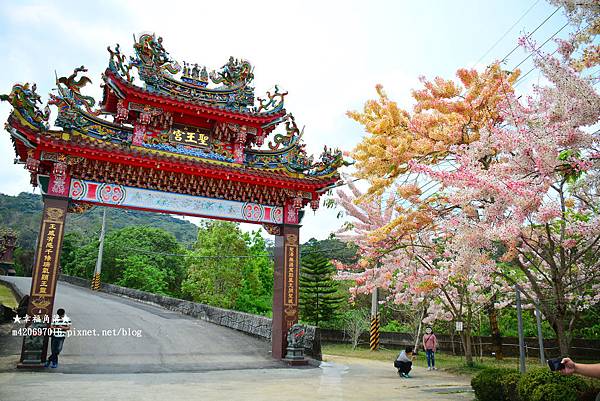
119 245 356 259
512 21 569 71
474 0 541 67
513 20 593 88
500 6 562 64
513 47 558 87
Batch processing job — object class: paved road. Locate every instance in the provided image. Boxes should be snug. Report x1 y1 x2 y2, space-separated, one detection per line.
0 277 280 373
0 355 473 401
0 277 473 400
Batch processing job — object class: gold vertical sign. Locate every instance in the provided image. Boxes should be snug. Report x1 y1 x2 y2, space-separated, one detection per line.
283 234 299 329
20 197 69 367
30 205 65 316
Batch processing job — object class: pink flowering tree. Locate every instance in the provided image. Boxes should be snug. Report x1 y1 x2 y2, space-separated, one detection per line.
549 0 599 71
407 32 600 354
344 2 600 358
333 174 395 291
333 175 506 364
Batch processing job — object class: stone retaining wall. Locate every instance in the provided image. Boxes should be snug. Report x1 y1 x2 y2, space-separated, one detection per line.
0 279 24 300
58 274 322 360
0 279 22 322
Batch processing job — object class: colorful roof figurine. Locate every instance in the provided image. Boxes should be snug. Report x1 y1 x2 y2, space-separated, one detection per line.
1 33 350 221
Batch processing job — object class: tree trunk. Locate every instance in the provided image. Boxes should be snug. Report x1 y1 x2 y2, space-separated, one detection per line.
487 296 503 360
449 322 456 356
553 318 572 356
413 305 425 354
478 312 484 361
461 328 474 366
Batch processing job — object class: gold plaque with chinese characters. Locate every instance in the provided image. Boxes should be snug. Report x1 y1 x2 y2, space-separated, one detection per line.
168 125 210 148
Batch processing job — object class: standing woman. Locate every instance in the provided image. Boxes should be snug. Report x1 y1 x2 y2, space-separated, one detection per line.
423 326 437 371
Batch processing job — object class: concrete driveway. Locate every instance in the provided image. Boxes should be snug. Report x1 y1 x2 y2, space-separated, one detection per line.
0 277 280 373
0 355 473 401
0 277 473 400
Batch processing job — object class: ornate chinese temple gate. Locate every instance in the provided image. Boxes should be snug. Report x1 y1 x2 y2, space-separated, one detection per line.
1 33 347 367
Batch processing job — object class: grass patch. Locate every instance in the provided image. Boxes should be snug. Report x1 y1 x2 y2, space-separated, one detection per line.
321 343 573 377
0 283 18 309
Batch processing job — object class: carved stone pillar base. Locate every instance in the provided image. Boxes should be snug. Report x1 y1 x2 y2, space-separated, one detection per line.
285 346 305 360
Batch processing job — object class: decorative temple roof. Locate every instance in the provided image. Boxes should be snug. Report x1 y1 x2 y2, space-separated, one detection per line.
103 33 286 119
1 33 350 217
104 68 286 124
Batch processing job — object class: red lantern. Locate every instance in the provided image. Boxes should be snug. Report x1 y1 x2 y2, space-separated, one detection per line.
310 199 319 211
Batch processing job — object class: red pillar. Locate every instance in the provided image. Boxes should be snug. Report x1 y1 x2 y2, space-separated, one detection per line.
18 196 69 368
272 224 300 359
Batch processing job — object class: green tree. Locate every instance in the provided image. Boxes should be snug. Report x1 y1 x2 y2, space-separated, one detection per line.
62 226 185 297
299 253 344 326
181 221 246 309
61 232 87 272
102 226 185 294
301 236 358 266
342 308 370 350
116 255 169 295
13 247 33 277
61 237 99 279
234 231 273 315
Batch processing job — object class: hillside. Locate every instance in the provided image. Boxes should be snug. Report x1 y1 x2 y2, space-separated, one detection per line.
0 192 199 250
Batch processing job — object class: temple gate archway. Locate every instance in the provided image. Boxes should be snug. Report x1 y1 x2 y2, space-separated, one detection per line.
1 33 347 367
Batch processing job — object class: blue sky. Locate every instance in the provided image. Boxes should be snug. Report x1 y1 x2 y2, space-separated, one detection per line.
0 0 571 240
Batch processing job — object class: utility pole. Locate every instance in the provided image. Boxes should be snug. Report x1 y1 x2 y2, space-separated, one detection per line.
369 287 380 351
535 303 546 365
91 209 106 291
515 285 526 373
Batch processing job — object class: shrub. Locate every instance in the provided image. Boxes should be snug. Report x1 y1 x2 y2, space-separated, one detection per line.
472 368 518 401
499 371 521 401
517 368 589 401
530 383 577 401
380 320 411 333
517 368 552 400
578 378 600 401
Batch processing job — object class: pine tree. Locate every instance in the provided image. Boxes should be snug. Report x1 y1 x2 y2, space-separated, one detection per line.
299 253 344 326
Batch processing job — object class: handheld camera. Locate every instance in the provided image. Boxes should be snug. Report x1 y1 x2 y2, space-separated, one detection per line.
547 358 565 371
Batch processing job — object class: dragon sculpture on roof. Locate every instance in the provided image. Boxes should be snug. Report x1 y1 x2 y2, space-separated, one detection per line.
210 56 254 88
0 83 49 130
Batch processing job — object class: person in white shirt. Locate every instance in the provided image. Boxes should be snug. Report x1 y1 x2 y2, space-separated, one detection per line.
394 346 415 378
45 308 71 368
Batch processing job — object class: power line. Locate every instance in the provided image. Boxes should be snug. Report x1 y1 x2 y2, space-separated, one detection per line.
474 0 541 67
118 245 356 259
513 19 593 88
512 21 569 71
514 47 560 87
500 6 562 64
